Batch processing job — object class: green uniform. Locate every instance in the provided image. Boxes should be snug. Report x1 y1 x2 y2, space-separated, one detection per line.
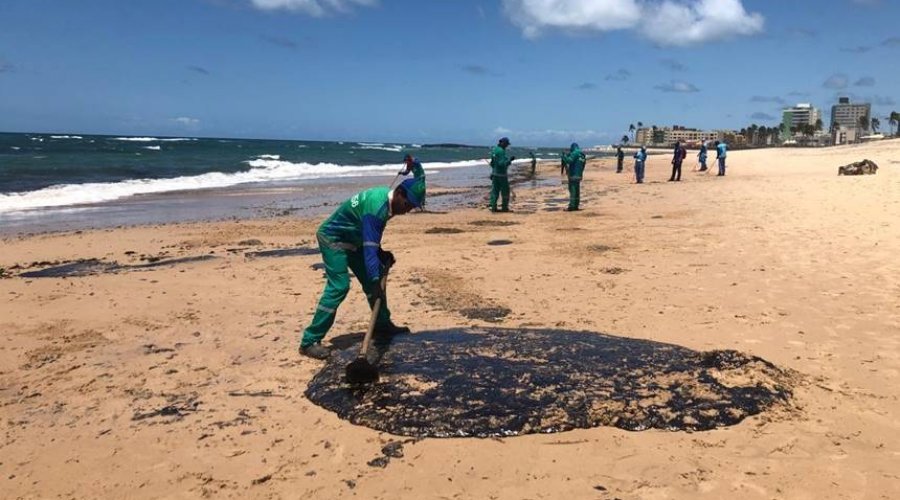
489 145 513 211
563 146 586 210
402 158 425 179
301 186 393 347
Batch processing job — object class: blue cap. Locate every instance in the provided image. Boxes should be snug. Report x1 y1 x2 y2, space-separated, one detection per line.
499 137 510 144
571 142 579 150
398 178 426 208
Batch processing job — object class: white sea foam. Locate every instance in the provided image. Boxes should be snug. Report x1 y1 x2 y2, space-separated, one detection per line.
144 146 161 151
357 142 384 147
10 146 20 150
353 145 403 152
112 137 196 142
0 159 486 213
50 135 84 139
257 154 281 160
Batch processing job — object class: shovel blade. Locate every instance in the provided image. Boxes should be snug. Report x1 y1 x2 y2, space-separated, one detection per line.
346 357 379 384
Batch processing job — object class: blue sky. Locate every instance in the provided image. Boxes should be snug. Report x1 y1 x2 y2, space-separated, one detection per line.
0 0 897 146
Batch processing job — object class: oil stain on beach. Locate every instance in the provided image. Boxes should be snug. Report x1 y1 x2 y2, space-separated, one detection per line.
306 328 796 438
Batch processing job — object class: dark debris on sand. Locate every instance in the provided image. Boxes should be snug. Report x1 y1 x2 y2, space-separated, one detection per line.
306 328 796 438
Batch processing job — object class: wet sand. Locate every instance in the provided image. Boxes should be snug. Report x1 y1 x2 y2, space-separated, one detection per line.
1 140 899 499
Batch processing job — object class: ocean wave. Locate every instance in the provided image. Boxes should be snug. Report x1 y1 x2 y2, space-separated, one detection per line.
143 145 161 151
357 142 384 147
353 145 403 153
0 159 487 213
50 135 84 139
112 137 196 142
256 154 281 160
10 146 20 150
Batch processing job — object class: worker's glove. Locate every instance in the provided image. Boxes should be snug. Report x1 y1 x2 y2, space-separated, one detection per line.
489 174 494 180
378 249 395 269
509 156 516 162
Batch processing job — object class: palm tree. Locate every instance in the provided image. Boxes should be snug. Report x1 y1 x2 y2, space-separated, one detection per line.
890 111 900 136
621 134 630 145
628 123 636 142
871 117 880 134
858 115 869 132
815 118 823 132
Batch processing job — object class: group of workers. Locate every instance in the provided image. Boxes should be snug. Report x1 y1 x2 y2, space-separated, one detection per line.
619 140 728 183
298 137 730 358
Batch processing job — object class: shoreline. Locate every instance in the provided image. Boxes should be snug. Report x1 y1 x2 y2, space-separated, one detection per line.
0 161 561 238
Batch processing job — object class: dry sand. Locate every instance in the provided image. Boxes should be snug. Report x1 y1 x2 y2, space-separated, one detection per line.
2 140 899 499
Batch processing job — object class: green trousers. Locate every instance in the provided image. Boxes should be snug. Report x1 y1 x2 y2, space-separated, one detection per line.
568 179 581 210
301 234 390 347
489 176 510 211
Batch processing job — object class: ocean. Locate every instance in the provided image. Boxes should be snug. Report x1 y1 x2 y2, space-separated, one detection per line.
0 132 573 210
0 132 598 234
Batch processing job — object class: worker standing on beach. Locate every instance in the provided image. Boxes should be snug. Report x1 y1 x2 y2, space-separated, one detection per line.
698 142 708 172
489 137 515 212
298 178 426 360
564 143 586 211
560 150 568 176
529 151 537 177
399 154 425 179
633 146 647 184
715 141 728 176
616 146 625 173
669 141 686 182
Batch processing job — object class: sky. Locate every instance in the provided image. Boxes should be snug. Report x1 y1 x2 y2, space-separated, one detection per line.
0 0 898 146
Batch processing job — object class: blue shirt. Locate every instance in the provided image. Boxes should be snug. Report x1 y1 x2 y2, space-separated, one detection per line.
717 143 727 159
634 149 647 162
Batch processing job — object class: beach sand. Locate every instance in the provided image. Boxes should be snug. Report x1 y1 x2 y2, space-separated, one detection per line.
2 141 899 499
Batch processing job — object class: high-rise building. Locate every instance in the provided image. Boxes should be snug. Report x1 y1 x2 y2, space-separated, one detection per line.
831 97 870 132
781 103 821 139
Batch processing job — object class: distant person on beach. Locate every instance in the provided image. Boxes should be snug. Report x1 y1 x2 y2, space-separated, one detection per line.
489 137 515 212
564 143 586 211
669 141 686 182
616 146 625 173
698 142 708 172
298 178 426 360
633 146 647 184
715 141 728 176
399 154 425 179
560 150 568 176
529 151 537 177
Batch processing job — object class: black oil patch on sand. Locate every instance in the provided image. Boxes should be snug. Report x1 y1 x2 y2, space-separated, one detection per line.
19 256 218 278
487 240 513 246
245 247 319 259
425 227 466 234
306 328 795 438
469 220 520 227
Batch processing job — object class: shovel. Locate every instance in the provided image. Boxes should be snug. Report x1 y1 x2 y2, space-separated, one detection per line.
345 270 389 384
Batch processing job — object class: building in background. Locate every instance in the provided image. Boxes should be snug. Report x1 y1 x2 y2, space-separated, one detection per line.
831 97 870 131
634 126 725 146
781 103 821 140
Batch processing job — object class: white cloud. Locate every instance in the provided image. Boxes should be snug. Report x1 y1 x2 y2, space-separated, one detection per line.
823 74 849 90
654 80 700 93
641 0 764 46
249 0 376 16
501 0 763 46
173 117 200 126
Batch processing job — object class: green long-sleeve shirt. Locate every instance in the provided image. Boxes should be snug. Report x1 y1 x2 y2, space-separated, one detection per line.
489 145 513 177
318 186 391 282
564 147 586 180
